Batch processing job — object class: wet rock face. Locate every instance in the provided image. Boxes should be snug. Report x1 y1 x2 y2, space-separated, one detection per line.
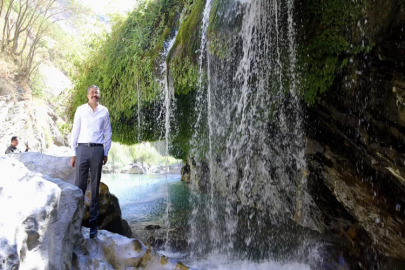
305 8 405 260
73 229 190 270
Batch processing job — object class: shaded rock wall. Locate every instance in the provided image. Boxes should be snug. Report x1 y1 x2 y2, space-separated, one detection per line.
82 182 133 238
304 0 405 260
182 0 405 263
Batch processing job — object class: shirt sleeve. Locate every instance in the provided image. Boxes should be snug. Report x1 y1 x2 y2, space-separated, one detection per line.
103 110 112 156
71 107 81 156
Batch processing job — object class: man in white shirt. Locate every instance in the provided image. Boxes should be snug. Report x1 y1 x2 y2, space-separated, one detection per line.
70 85 112 239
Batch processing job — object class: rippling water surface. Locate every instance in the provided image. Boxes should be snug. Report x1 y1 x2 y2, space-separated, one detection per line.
101 173 189 230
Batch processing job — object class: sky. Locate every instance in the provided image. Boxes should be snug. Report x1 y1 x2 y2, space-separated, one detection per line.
81 0 138 16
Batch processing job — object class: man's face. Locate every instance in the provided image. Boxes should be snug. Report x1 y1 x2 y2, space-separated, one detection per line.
11 138 19 147
87 87 100 104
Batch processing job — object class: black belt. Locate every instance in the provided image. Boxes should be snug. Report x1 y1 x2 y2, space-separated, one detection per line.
78 143 103 147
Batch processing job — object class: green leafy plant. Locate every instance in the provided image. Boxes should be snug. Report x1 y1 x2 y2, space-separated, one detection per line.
297 0 373 104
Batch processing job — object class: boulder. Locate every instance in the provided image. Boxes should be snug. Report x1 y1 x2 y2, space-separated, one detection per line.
82 181 133 238
0 155 190 269
169 164 182 174
102 162 114 174
0 156 84 269
148 165 165 174
121 163 145 174
43 145 72 157
73 228 190 270
9 152 132 238
9 152 75 184
129 163 145 174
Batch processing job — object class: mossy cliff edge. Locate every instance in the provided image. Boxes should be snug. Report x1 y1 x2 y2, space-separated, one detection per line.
298 0 405 262
69 0 203 160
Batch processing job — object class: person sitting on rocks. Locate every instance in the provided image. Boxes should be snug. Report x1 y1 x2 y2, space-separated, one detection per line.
5 136 29 154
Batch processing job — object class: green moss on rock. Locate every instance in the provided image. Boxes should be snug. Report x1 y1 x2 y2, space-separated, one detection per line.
297 0 374 105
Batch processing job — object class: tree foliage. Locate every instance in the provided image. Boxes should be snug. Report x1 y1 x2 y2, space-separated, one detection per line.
0 0 83 80
71 0 184 123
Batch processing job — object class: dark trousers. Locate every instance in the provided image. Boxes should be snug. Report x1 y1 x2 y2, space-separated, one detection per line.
75 144 104 223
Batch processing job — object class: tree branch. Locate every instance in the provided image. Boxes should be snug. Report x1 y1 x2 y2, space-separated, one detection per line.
1 0 15 50
0 0 4 18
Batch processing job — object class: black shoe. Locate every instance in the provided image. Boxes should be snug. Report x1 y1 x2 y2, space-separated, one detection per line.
89 222 98 239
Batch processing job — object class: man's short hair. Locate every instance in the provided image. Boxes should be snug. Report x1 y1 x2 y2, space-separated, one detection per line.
87 85 100 94
11 136 17 143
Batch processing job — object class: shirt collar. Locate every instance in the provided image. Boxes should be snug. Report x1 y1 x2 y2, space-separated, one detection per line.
87 102 99 112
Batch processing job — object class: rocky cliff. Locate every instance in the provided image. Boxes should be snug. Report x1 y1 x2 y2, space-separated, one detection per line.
303 0 405 261
0 78 70 155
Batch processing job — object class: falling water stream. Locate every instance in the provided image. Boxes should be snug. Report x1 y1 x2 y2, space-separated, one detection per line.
157 31 178 248
125 0 324 268
137 78 141 141
185 0 317 268
189 0 217 257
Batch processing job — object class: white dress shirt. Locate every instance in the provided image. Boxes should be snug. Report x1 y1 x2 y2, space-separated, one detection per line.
71 103 112 156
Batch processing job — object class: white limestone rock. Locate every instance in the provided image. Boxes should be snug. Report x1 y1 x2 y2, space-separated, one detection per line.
0 156 84 269
168 164 182 174
8 152 75 185
11 152 133 238
0 87 68 154
120 163 145 174
73 228 190 270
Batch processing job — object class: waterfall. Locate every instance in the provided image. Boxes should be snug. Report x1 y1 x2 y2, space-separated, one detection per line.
188 0 215 257
137 78 141 142
188 0 315 263
157 31 178 247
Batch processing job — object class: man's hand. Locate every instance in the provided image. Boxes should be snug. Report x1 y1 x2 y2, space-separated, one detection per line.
103 156 108 165
70 156 76 168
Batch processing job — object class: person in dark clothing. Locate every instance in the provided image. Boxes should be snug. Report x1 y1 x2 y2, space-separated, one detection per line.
5 136 29 154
